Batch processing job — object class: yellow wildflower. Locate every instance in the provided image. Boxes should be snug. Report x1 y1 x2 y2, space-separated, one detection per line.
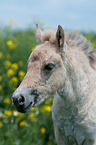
49 98 53 103
44 106 51 112
29 117 38 122
7 40 13 46
0 85 2 91
0 76 3 82
0 52 3 59
4 98 11 104
1 114 7 118
28 112 34 119
41 127 46 134
31 107 35 111
19 71 25 77
39 105 51 112
7 69 15 77
4 110 12 117
11 63 18 70
18 60 24 66
10 76 18 85
18 71 25 81
0 121 3 127
19 121 26 127
4 60 11 69
45 98 53 105
7 40 16 49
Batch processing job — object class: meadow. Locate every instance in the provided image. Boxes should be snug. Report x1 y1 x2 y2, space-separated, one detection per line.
0 25 96 145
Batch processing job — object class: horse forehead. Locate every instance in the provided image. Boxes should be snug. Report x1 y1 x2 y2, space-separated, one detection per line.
35 44 54 53
31 44 57 58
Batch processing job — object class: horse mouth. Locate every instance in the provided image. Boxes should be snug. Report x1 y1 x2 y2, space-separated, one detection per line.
17 102 33 113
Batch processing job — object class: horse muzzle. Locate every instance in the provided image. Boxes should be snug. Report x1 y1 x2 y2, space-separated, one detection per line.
12 88 38 113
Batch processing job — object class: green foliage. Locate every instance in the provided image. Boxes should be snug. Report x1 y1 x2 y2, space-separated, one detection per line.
0 26 56 145
0 26 96 145
84 33 96 50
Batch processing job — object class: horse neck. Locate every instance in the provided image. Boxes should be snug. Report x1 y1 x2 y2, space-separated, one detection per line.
57 46 96 113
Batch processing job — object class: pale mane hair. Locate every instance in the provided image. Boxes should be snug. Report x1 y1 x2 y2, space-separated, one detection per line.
36 28 96 65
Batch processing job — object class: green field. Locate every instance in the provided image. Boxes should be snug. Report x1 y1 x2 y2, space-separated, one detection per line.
0 25 96 145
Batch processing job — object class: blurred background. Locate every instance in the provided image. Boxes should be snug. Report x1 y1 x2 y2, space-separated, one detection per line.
0 0 96 31
0 0 96 145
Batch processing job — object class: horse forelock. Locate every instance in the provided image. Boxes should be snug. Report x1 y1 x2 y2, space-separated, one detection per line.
38 29 57 44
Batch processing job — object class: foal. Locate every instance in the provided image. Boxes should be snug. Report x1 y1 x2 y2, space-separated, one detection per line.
12 25 96 145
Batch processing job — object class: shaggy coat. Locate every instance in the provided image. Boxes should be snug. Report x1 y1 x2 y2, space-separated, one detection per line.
12 25 96 145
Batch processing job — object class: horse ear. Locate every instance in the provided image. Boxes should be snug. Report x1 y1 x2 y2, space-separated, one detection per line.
56 25 64 51
36 24 43 43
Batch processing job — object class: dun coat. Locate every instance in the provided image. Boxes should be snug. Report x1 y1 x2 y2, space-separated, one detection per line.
12 25 96 145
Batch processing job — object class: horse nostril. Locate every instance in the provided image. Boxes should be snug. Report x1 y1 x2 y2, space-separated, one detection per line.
17 95 25 106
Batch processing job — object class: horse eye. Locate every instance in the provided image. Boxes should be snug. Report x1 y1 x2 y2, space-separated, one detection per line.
44 63 55 71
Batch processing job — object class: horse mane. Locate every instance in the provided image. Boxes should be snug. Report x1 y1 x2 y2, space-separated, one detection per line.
66 31 93 56
36 28 96 69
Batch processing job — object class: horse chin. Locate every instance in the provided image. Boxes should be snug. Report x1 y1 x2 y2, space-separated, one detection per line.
16 102 33 113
